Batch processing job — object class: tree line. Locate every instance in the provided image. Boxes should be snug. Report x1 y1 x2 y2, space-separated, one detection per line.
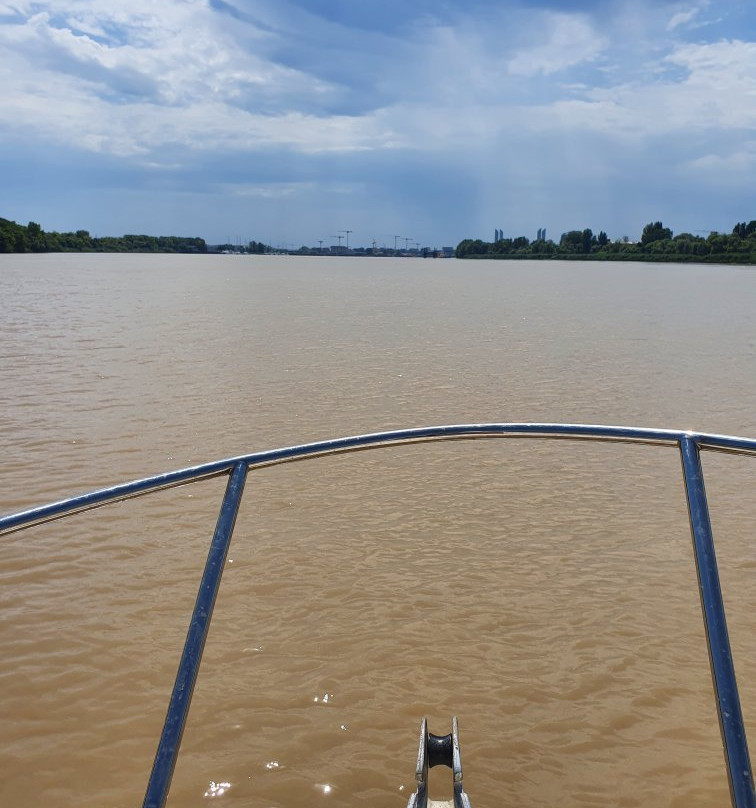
456 220 756 264
0 218 207 254
214 240 269 254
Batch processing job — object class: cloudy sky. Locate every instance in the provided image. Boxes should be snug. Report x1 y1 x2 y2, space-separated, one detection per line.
1 0 754 247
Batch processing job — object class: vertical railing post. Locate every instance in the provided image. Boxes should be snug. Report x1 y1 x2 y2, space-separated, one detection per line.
142 460 248 808
680 437 755 808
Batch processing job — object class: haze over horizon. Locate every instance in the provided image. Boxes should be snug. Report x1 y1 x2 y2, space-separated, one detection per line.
1 0 754 248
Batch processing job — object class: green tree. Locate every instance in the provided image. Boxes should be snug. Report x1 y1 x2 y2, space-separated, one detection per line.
707 233 728 254
641 221 672 246
27 221 46 252
455 239 488 257
732 221 756 238
559 231 583 252
492 238 513 254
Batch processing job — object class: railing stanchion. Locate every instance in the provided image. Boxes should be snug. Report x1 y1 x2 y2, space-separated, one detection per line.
680 437 755 808
142 460 248 808
2 425 755 806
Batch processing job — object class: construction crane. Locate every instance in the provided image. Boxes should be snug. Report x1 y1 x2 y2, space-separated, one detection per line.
340 230 352 249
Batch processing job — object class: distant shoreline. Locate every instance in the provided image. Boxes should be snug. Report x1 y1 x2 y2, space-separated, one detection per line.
3 215 755 265
459 252 756 266
455 219 756 265
0 217 273 256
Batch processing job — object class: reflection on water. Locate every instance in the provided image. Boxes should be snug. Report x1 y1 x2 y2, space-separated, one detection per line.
0 254 755 807
203 781 231 798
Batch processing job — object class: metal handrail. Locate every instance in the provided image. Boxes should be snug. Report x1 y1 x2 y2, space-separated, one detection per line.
1 424 755 808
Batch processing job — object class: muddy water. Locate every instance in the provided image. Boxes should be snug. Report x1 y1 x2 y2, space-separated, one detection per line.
1 254 754 807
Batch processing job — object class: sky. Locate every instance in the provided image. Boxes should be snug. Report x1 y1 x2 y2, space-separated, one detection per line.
1 0 755 248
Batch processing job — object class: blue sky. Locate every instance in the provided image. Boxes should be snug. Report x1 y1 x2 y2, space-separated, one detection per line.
1 0 754 247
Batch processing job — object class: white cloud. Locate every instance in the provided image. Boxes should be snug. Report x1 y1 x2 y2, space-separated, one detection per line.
6 6 752 168
0 1 395 155
0 76 399 157
509 38 756 140
667 7 700 31
687 141 756 175
3 2 333 107
507 13 607 77
2 0 756 244
221 182 313 199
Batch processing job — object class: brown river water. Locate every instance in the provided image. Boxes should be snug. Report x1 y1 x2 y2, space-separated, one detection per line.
1 253 755 808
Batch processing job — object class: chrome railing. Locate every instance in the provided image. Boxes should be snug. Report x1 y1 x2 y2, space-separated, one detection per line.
1 424 755 808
